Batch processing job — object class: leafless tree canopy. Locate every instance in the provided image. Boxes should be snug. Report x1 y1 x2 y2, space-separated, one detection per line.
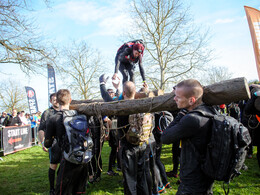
201 66 233 85
0 0 55 74
57 41 104 100
131 0 212 90
0 80 27 112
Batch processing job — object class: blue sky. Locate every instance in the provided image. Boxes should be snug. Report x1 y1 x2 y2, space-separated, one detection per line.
3 0 260 111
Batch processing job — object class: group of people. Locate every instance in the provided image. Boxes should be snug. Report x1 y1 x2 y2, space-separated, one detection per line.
35 39 259 195
0 110 42 143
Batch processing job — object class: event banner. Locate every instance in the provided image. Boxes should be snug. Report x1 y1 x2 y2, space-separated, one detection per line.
2 125 32 155
47 64 57 106
244 6 260 80
25 86 39 114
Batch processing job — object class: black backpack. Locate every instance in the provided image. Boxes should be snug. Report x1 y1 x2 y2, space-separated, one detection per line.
63 110 93 164
154 111 173 135
191 108 251 184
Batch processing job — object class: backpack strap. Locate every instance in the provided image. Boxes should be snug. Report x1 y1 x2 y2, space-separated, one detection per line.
189 106 219 118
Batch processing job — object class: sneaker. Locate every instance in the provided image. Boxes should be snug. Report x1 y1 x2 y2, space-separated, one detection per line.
166 171 178 178
247 154 253 159
107 170 119 176
165 182 172 189
158 186 165 193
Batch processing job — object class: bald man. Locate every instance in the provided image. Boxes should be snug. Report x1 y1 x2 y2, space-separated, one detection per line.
162 79 214 195
117 81 150 195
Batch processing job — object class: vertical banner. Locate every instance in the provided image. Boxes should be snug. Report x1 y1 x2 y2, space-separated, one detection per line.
2 126 32 155
244 6 260 81
25 86 39 114
47 64 57 107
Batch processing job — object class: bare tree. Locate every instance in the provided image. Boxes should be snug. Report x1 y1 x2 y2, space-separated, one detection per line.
130 0 212 90
0 80 28 113
57 41 104 100
0 0 55 74
200 65 233 85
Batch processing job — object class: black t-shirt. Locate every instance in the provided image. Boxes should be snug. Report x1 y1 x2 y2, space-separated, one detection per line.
38 107 58 132
45 111 67 150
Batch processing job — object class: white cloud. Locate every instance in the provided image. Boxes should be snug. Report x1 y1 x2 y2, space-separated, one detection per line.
54 1 105 24
215 18 234 24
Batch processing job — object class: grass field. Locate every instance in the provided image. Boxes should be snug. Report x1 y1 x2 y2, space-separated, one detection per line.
0 142 259 195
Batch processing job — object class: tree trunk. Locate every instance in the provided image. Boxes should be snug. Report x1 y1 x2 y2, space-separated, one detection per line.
70 77 250 116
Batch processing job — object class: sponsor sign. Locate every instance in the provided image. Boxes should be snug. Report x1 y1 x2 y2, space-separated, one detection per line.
2 125 32 155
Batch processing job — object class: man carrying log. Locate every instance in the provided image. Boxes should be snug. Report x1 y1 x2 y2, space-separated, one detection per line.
117 81 150 195
162 79 214 194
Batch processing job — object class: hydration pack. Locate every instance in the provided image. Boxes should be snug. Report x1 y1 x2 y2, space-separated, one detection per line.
126 113 154 145
118 39 145 54
63 110 93 164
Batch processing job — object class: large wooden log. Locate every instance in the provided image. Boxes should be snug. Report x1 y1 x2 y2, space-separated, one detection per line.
70 77 250 116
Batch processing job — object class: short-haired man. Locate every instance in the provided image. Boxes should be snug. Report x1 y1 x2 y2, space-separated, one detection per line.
38 93 61 195
117 81 149 195
162 79 214 194
44 89 88 194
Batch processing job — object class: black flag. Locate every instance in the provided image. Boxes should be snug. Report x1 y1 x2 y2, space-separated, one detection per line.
25 86 39 114
47 64 57 107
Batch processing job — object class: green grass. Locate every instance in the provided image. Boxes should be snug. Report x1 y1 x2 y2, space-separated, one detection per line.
0 143 259 194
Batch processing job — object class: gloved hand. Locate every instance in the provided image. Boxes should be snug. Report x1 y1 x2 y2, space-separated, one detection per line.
99 74 109 85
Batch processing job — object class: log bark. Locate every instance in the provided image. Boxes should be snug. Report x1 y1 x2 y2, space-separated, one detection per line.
70 77 251 116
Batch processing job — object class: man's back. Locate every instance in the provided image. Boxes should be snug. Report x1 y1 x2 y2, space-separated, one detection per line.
45 111 65 149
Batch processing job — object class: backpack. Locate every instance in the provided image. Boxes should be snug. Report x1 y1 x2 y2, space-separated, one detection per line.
191 108 251 184
126 113 154 145
154 111 174 135
63 110 93 164
118 39 145 54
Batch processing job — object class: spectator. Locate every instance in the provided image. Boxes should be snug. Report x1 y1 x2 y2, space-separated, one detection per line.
0 112 7 125
30 113 38 142
19 111 28 125
45 89 88 194
3 109 22 127
162 79 214 194
25 113 31 125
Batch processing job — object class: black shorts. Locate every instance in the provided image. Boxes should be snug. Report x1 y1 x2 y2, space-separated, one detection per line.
49 141 62 164
56 159 88 194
